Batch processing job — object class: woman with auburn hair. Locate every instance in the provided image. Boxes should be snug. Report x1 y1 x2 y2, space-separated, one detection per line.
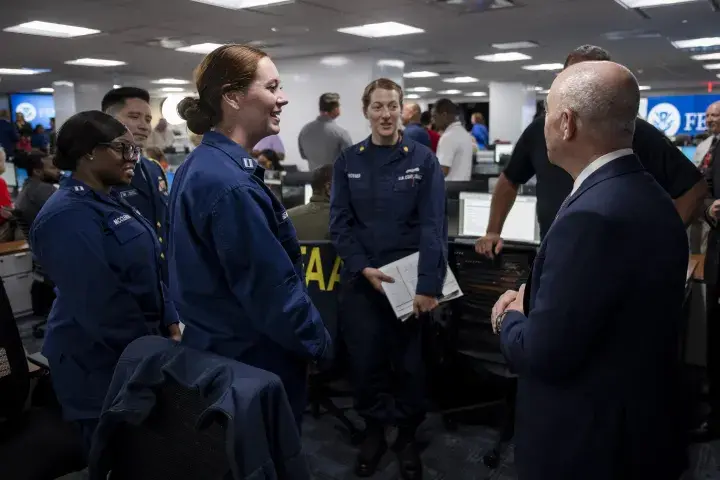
167 44 331 432
330 78 447 479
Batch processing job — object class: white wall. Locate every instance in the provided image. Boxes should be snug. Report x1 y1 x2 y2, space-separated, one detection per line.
489 82 536 144
273 54 403 170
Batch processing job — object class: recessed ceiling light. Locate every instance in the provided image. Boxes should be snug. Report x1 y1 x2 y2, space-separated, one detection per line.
53 81 74 87
65 58 126 67
467 92 487 97
403 71 438 78
532 86 544 91
33 87 54 93
406 87 432 93
639 85 652 91
438 89 462 95
151 78 190 85
113 84 121 89
320 56 350 67
443 76 479 83
538 89 550 94
491 41 538 50
614 0 702 8
522 63 564 71
376 59 405 69
0 68 50 75
406 94 421 99
671 37 720 49
3 21 100 38
175 43 225 54
191 0 293 9
703 63 720 70
337 22 424 38
161 87 185 92
475 52 532 62
691 52 720 61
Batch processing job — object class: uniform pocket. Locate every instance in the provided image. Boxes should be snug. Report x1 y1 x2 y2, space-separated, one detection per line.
107 217 145 245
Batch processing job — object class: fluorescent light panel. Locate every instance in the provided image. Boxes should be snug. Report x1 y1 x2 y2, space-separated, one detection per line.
404 71 438 78
468 92 487 97
614 0 702 8
443 76 479 83
151 78 190 85
691 53 720 61
522 63 564 71
3 20 100 38
337 22 424 38
191 0 292 8
161 87 185 92
639 85 651 90
671 37 720 49
438 89 461 95
492 41 538 50
475 52 532 62
405 94 421 99
406 87 432 92
175 43 225 54
113 84 122 89
703 63 720 70
65 58 126 67
0 68 49 75
33 88 54 93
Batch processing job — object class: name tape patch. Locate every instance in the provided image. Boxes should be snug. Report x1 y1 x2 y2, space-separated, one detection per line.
113 214 132 226
348 173 361 179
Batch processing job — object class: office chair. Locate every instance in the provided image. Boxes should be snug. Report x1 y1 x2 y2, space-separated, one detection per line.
0 277 31 419
442 240 536 469
301 241 364 445
12 209 55 338
103 377 231 480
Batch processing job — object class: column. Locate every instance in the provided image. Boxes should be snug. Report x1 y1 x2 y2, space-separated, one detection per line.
488 82 537 144
52 81 115 128
274 53 404 170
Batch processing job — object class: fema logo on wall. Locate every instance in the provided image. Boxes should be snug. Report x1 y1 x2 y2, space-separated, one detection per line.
646 102 682 137
15 102 37 122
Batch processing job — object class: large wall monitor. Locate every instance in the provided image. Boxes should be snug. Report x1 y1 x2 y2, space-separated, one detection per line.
494 144 514 164
458 192 538 243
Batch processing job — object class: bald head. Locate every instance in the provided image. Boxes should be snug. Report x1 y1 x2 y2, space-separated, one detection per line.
402 102 422 125
550 61 639 140
707 101 720 135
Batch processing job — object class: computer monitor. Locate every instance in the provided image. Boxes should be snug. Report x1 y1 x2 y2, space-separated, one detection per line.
165 171 175 190
14 165 27 189
494 144 513 164
458 191 538 242
678 146 697 163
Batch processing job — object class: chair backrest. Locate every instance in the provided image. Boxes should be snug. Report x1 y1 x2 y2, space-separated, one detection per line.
107 377 230 480
0 277 30 420
449 240 537 373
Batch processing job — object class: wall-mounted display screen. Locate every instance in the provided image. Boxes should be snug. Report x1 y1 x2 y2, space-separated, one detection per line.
9 93 56 129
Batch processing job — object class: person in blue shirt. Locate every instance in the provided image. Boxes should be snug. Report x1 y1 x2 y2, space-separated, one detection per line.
401 102 431 148
330 78 447 479
29 111 180 457
30 124 50 153
101 87 170 284
168 44 331 432
470 112 489 149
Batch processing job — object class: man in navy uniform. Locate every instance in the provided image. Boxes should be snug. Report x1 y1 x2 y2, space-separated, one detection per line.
102 87 170 282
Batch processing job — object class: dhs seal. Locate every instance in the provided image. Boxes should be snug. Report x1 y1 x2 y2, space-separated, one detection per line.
647 102 681 137
15 102 37 122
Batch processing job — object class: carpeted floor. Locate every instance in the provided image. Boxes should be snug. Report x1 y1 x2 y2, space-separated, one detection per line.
16 315 720 480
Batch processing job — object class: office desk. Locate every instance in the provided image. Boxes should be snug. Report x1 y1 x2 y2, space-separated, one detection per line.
0 241 32 316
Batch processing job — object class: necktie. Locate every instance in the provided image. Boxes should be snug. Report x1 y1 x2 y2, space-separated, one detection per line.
701 136 719 173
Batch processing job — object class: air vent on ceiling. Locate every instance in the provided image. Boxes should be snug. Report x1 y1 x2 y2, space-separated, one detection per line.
425 0 516 12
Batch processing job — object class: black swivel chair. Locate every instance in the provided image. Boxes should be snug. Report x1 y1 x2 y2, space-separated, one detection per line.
441 240 536 468
301 241 364 444
12 209 55 339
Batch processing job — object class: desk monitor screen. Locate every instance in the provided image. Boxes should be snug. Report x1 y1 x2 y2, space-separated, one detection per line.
459 192 537 242
494 144 514 164
678 146 696 163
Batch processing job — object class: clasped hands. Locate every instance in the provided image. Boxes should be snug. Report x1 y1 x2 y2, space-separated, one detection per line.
362 267 438 317
491 284 526 334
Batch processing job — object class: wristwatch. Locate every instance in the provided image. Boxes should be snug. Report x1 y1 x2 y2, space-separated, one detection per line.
494 311 509 335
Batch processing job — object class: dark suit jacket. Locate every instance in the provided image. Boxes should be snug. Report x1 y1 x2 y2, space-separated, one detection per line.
702 139 720 285
500 154 688 480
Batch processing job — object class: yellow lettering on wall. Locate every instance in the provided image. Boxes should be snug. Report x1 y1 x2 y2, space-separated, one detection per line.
327 256 342 292
305 247 326 290
301 246 307 256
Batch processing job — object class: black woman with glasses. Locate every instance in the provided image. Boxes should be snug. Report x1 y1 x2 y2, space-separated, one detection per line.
29 111 180 457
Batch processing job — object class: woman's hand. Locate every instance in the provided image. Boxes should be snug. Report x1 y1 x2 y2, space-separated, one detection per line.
362 267 394 292
168 323 182 342
413 294 439 317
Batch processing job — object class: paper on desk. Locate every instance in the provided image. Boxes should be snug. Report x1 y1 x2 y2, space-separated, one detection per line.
379 252 464 321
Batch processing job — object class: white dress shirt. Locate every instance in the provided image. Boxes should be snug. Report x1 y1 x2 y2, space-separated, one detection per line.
571 148 634 196
437 121 474 182
694 134 720 167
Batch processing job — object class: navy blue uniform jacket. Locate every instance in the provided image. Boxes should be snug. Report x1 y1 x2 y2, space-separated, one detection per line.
402 123 431 149
167 131 331 377
500 155 688 480
114 156 170 281
89 336 309 480
30 177 178 421
330 136 447 295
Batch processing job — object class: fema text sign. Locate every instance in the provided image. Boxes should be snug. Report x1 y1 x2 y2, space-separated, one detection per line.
9 93 56 129
645 94 720 137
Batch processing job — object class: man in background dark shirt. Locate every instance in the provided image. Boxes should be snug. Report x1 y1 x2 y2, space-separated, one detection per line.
401 102 431 148
476 45 706 255
287 165 333 241
14 151 61 227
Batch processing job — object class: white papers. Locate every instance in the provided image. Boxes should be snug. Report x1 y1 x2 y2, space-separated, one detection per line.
379 252 464 321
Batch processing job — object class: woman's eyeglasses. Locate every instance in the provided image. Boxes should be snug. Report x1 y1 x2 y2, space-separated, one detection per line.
98 142 141 161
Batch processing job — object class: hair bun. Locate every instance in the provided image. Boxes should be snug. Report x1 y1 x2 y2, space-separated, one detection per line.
177 97 213 135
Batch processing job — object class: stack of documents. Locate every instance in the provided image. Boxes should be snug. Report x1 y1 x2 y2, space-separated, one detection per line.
379 252 464 321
